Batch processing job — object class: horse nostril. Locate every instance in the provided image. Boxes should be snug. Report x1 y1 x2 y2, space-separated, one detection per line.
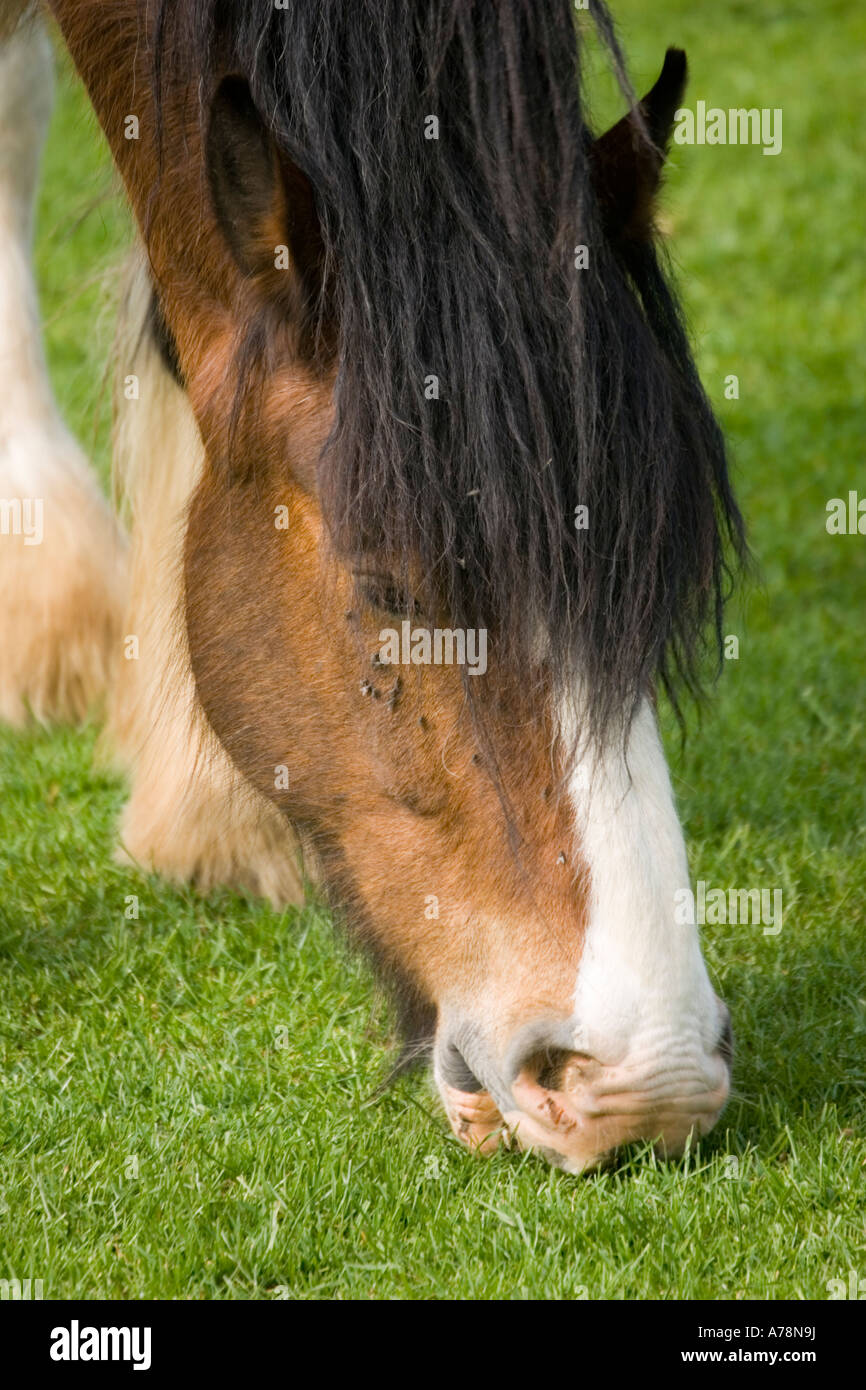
437 1039 485 1094
506 1019 589 1091
521 1046 582 1093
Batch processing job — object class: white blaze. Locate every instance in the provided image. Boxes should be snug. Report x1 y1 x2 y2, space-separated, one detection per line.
565 698 721 1069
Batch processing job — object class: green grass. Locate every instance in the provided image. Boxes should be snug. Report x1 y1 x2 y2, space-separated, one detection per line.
1 2 864 1299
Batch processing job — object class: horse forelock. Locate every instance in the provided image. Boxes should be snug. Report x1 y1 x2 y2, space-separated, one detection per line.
152 0 745 748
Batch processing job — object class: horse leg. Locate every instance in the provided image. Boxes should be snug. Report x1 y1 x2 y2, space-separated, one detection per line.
0 7 125 726
106 252 304 907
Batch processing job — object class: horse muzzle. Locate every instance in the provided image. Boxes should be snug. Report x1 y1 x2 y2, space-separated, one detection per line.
435 1005 733 1173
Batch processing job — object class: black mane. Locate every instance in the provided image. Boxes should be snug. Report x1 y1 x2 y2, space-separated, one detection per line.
155 0 744 744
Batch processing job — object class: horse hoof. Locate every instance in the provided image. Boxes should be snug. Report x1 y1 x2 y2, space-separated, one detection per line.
0 437 126 727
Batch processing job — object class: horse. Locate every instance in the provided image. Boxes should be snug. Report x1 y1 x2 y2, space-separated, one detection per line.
0 0 744 1174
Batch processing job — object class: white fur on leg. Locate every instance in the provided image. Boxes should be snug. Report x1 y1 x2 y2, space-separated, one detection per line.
107 254 304 908
0 13 126 726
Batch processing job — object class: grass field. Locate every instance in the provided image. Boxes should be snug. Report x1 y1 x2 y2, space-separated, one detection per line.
1 0 864 1300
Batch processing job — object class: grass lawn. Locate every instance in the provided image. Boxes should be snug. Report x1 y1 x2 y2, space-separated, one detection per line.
0 0 864 1299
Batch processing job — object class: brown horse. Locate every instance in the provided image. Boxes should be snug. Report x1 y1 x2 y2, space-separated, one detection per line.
2 0 742 1173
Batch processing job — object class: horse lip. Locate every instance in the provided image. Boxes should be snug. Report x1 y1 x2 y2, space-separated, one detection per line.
434 1031 729 1170
508 1074 585 1136
507 1068 730 1148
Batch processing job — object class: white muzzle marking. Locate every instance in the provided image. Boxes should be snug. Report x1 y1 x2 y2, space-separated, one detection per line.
564 696 724 1086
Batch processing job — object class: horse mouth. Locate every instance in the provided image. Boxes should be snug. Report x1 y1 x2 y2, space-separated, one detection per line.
436 1048 731 1173
439 1083 512 1157
505 1073 730 1173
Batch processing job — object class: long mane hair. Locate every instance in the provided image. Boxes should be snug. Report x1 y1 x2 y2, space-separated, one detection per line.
153 0 744 747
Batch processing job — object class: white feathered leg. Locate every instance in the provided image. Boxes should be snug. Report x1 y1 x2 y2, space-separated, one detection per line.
107 254 304 908
0 11 125 725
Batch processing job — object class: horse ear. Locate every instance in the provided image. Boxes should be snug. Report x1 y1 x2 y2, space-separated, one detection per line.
590 47 687 245
206 76 325 311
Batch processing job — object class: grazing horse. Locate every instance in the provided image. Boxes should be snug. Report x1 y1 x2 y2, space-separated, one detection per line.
1 0 743 1173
